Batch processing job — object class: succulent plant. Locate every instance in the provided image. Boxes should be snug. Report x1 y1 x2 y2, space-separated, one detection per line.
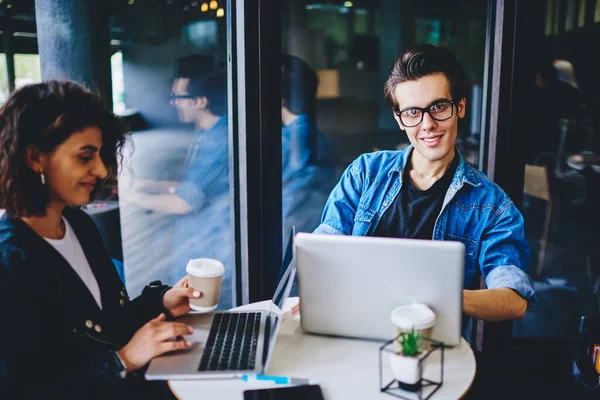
397 328 423 357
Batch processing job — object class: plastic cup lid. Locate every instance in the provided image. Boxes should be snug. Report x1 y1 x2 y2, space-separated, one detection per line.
186 258 225 278
390 303 436 330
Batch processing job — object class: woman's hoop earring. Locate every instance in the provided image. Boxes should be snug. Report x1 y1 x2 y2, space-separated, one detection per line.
40 172 46 185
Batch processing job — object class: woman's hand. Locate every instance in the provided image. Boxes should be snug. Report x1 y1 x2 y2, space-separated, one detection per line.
162 276 202 317
117 313 193 372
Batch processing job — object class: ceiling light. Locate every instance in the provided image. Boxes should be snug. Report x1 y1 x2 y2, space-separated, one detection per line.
344 1 353 7
210 0 218 10
201 3 208 11
216 8 224 17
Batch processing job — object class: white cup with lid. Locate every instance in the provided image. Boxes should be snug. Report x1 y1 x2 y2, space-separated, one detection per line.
390 303 436 350
186 258 225 312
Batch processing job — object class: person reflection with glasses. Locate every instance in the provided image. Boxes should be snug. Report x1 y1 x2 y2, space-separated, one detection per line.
315 44 534 333
120 55 232 309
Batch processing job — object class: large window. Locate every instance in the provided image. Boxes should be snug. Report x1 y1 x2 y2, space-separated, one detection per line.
112 1 235 310
0 53 41 103
280 0 489 249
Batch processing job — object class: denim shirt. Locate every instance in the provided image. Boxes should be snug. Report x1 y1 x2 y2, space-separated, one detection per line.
176 116 230 213
315 146 535 302
172 117 232 288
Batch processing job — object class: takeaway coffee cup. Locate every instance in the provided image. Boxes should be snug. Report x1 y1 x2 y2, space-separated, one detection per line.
186 258 225 312
390 303 436 350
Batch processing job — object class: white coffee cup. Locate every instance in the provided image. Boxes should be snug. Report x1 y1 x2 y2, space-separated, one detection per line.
390 303 436 350
186 258 225 312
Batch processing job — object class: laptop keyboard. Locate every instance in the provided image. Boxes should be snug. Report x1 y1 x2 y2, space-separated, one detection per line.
198 312 262 372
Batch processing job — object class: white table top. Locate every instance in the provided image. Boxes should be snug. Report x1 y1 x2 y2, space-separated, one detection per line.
169 298 476 400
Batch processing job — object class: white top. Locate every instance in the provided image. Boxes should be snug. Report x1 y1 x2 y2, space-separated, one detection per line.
169 298 476 400
44 218 102 309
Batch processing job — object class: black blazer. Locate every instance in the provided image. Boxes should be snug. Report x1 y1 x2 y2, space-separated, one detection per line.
0 207 170 399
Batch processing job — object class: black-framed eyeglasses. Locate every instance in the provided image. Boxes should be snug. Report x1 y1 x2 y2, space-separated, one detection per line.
169 93 196 101
394 99 457 127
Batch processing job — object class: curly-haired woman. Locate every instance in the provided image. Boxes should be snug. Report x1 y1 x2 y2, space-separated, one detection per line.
0 81 201 399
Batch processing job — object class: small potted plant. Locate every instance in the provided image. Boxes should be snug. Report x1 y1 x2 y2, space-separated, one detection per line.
388 328 425 391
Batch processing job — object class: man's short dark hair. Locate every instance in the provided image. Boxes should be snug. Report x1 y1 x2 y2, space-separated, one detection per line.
281 54 319 116
384 44 468 110
0 80 129 217
174 54 226 116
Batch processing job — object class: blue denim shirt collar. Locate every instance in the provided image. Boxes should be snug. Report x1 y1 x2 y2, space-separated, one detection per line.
387 144 482 189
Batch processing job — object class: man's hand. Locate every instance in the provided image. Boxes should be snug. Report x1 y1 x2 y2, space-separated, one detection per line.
162 276 202 317
117 313 193 372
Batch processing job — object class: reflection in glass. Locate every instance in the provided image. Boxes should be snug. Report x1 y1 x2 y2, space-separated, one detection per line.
281 55 336 237
114 4 233 310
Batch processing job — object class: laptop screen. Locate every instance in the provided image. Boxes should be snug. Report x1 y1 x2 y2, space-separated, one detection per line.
271 227 296 310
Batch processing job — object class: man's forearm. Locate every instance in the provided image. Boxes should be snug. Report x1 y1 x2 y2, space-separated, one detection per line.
463 288 528 321
123 179 181 193
123 192 192 215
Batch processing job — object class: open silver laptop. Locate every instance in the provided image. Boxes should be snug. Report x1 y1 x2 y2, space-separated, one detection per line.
146 229 296 380
295 233 465 346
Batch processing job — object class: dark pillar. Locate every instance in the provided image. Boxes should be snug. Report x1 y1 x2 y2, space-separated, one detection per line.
34 0 113 109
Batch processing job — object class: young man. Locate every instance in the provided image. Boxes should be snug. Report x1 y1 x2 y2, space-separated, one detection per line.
121 55 232 308
281 54 336 235
315 44 534 323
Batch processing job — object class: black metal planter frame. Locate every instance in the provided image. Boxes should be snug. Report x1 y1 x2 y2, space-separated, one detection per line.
379 336 445 400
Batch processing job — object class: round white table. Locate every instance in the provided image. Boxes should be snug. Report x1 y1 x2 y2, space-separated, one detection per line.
169 298 476 399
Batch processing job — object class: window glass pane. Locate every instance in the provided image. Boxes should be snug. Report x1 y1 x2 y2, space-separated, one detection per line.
0 53 41 104
519 13 595 343
0 54 9 103
111 51 126 113
578 0 586 27
554 0 561 34
114 1 235 309
281 0 488 291
565 0 576 31
13 53 41 88
545 0 555 36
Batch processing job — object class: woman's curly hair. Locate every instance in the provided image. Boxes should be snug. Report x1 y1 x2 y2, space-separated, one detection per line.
0 80 129 217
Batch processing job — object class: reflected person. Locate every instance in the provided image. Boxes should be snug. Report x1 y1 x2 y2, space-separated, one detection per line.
281 54 336 235
123 55 232 309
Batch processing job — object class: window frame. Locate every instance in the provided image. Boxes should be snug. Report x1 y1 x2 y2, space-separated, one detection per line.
230 0 283 305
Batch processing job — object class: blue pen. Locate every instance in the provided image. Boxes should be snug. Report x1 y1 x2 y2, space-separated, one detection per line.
241 374 310 385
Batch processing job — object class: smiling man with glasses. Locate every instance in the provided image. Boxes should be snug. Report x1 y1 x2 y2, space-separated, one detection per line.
315 44 534 330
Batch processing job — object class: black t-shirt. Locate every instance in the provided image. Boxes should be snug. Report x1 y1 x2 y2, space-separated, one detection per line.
373 153 459 239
